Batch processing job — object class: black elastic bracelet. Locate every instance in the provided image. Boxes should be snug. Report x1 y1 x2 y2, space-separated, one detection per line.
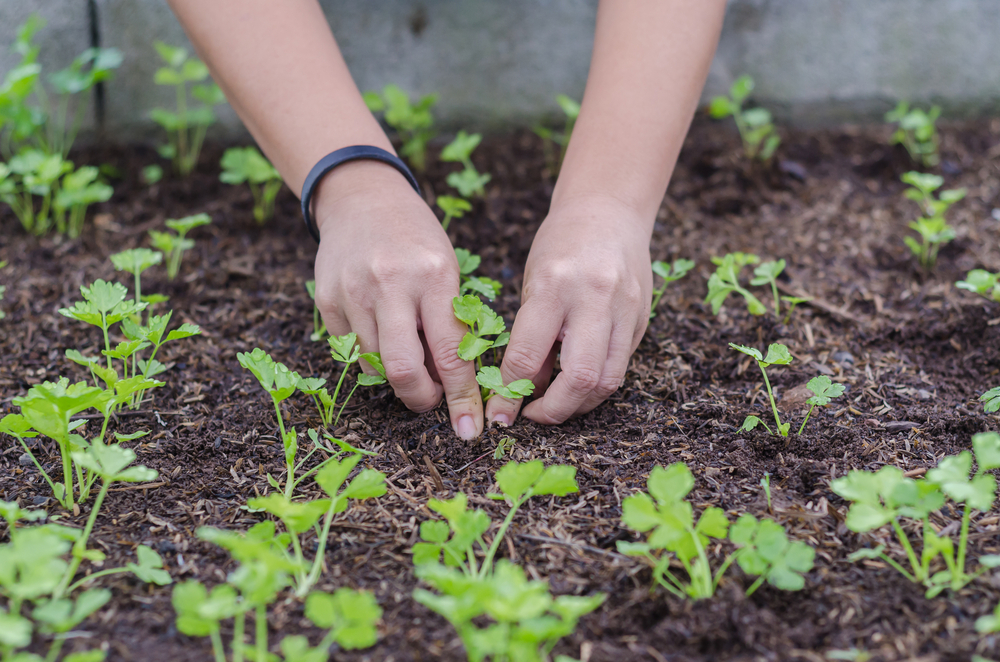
300 145 422 242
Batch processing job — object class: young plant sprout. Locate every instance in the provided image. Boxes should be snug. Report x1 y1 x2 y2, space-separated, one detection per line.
453 294 530 401
441 130 491 198
533 93 581 172
832 432 1000 597
176 522 382 661
455 248 501 301
981 387 1000 413
150 41 227 176
148 212 211 280
0 149 71 235
437 194 471 231
750 259 786 317
796 375 845 434
363 84 437 172
901 171 965 270
650 258 694 319
304 280 327 341
780 295 811 324
708 75 781 161
220 146 283 224
110 248 164 310
300 333 387 430
493 436 515 460
617 463 814 599
59 280 146 370
885 101 941 167
53 165 113 237
730 343 793 437
705 252 767 316
956 269 1000 303
0 260 6 320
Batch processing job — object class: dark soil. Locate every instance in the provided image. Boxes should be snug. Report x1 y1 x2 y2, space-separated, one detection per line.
2 115 1000 662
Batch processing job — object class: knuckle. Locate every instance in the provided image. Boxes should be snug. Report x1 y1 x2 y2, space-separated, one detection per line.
502 347 542 380
595 375 623 398
433 343 470 376
382 356 421 386
563 364 601 395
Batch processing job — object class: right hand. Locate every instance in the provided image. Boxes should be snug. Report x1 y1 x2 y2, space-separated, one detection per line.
311 160 483 440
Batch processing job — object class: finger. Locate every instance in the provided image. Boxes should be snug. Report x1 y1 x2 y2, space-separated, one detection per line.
420 296 483 441
375 301 443 413
419 330 442 384
485 297 563 427
571 323 635 417
530 345 559 399
521 314 612 425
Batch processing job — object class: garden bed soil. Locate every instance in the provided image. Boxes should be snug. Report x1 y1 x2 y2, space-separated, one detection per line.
2 116 1000 662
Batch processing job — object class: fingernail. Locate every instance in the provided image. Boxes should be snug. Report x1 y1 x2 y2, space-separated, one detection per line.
457 415 477 440
491 414 510 428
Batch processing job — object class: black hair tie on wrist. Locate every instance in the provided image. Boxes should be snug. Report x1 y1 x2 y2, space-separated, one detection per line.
299 145 422 242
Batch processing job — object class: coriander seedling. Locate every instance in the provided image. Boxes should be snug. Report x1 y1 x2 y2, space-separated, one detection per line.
220 146 282 224
0 149 72 235
148 212 211 280
437 195 471 231
533 93 580 172
981 387 1000 413
455 248 501 301
705 253 767 316
901 171 965 270
885 101 941 167
797 375 845 434
761 472 772 513
709 75 780 161
363 84 437 172
110 248 164 311
304 280 326 341
150 42 227 176
730 343 793 436
441 130 491 198
59 280 147 370
493 436 515 460
52 165 113 237
781 295 811 324
650 258 694 319
957 269 1000 303
750 259 786 317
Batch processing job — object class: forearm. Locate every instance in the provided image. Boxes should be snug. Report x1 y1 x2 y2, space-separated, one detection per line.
167 0 392 195
553 0 726 226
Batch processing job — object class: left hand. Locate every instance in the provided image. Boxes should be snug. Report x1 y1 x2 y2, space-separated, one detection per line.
485 196 653 425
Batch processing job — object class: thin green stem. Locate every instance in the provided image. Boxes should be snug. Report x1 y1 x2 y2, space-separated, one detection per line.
744 575 767 597
333 382 361 428
233 611 245 662
957 502 972 584
713 552 738 592
758 363 785 436
15 436 59 499
797 404 816 435
255 604 267 662
43 636 65 662
59 435 74 511
56 479 110 599
66 565 130 594
300 496 344 597
289 530 307 588
891 518 923 582
877 550 916 583
209 628 226 662
328 364 351 426
649 286 666 318
479 496 526 579
769 280 780 317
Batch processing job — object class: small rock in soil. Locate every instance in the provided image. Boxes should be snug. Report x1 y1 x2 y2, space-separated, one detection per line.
832 351 855 364
885 421 921 433
31 496 49 506
157 541 177 554
918 389 933 400
19 453 34 467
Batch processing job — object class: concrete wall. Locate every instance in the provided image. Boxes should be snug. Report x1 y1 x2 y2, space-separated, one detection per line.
2 0 999 142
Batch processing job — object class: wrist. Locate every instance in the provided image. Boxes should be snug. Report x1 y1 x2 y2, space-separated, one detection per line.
545 192 655 241
312 160 422 238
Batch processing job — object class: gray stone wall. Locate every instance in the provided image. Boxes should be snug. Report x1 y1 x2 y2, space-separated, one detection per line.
2 0 999 142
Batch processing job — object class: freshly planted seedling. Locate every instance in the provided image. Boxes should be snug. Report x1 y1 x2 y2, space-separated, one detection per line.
437 194 471 231
53 165 113 237
832 433 1000 597
797 375 846 434
0 260 6 320
476 366 534 402
957 269 1000 303
709 75 780 161
730 343 793 437
148 212 211 280
981 387 1000 413
150 42 227 176
901 171 965 270
363 84 437 172
533 93 581 172
441 130 491 198
885 101 941 167
453 294 528 401
220 146 283 224
300 333 387 430
59 280 145 370
617 463 814 599
493 436 515 460
455 248 501 301
705 253 767 316
750 259 786 317
304 280 326 341
650 258 694 319
110 248 164 311
238 348 301 488
0 149 71 235
780 295 811 324
119 310 201 405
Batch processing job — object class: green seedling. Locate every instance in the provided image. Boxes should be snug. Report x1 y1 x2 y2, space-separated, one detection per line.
533 93 581 173
299 333 387 430
0 149 71 235
957 269 1000 303
118 310 201 406
110 248 164 312
220 146 282 224
981 387 1000 413
617 463 814 599
705 253 767 316
53 165 113 237
304 280 326 341
797 375 846 434
363 84 437 172
413 460 578 579
150 42 226 176
0 15 122 158
494 436 515 460
780 295 811 324
148 212 211 280
885 101 941 167
142 164 163 185
730 343 793 437
414 560 603 662
437 194 471 231
59 280 146 371
761 473 772 513
750 259 785 317
832 432 1000 597
901 171 965 270
476 366 534 402
247 452 387 597
455 248 501 301
977 602 1000 634
441 130 491 199
650 258 694 319
453 295 528 401
709 75 780 161
0 260 6 320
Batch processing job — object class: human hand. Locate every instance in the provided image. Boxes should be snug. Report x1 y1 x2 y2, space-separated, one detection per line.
312 161 483 439
485 196 653 425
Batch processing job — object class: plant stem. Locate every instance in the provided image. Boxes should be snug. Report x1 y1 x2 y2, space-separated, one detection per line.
956 502 972 585
769 280 780 317
56 478 110 599
300 496 344 597
479 496 527 579
891 518 923 582
255 604 267 662
758 363 785 436
233 611 245 662
15 436 59 499
209 628 226 662
333 381 361 428
66 565 130 594
649 286 666 319
797 404 816 435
